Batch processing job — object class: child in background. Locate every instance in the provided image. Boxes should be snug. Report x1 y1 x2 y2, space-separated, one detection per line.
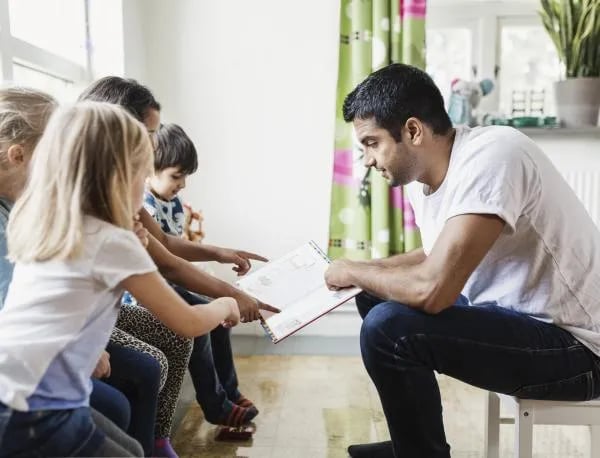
144 123 259 426
0 102 239 457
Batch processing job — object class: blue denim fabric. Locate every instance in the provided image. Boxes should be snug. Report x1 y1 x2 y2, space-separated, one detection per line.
103 342 160 456
0 403 104 457
173 286 242 421
90 378 130 431
357 292 600 458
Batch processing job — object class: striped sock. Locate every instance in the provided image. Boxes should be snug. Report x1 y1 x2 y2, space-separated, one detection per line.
234 394 256 410
218 402 259 427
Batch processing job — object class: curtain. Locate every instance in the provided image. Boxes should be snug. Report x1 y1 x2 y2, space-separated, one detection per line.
328 0 426 260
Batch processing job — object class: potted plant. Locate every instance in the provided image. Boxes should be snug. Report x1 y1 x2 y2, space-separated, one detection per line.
540 0 600 126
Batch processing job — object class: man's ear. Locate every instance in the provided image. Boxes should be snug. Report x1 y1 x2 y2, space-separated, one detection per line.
6 144 25 166
405 117 424 146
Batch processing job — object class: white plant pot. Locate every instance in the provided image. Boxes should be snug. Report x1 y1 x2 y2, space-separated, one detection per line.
554 78 600 127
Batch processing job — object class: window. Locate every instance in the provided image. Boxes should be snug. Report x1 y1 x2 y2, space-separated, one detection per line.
8 0 87 66
426 27 474 105
12 62 76 101
0 0 90 101
425 3 561 120
498 19 561 116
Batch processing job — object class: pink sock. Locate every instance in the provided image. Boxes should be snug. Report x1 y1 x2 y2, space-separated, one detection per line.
153 438 178 458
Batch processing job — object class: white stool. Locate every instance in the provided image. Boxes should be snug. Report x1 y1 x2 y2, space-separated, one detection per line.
484 392 600 458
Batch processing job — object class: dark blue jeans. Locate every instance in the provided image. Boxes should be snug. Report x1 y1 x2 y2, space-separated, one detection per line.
0 404 105 457
104 342 161 456
357 292 600 458
173 286 241 422
90 379 130 431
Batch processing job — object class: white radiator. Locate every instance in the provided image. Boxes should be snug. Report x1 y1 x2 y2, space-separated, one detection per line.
562 171 600 227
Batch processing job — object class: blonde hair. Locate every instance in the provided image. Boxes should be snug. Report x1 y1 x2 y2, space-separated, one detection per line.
0 87 57 168
8 101 153 262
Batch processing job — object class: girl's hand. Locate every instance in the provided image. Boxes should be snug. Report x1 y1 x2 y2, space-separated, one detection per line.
133 214 149 247
92 351 111 379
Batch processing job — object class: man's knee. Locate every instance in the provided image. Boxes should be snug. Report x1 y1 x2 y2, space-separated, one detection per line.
359 302 430 365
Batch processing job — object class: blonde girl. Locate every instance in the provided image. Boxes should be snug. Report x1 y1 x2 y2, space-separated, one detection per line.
0 102 238 457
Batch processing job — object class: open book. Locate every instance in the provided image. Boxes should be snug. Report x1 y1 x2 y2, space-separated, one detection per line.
236 241 361 343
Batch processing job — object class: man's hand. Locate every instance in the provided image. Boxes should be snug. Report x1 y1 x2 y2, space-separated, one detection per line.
234 292 280 323
214 247 268 276
92 351 111 379
134 215 149 248
325 259 356 290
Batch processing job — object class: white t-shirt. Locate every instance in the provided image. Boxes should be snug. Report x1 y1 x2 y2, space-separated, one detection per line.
406 126 600 356
0 216 156 411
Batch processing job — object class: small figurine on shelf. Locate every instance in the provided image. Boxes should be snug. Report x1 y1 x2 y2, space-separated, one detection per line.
447 78 494 127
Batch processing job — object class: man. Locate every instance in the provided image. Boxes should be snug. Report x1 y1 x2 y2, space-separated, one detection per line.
325 63 600 458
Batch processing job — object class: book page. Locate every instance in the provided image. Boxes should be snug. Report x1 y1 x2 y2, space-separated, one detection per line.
237 242 361 341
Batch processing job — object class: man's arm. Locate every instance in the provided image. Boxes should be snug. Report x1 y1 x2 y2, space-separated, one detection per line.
145 233 279 321
364 247 426 268
325 214 505 314
139 208 267 275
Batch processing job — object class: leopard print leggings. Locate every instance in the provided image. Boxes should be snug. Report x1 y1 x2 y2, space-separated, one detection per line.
109 303 193 439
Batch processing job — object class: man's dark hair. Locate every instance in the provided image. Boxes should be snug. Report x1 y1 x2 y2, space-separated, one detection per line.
78 76 161 122
155 123 198 174
343 63 452 139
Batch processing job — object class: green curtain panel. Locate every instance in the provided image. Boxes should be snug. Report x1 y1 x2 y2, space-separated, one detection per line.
328 0 425 260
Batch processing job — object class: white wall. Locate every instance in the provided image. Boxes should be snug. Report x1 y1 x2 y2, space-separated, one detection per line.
121 0 359 336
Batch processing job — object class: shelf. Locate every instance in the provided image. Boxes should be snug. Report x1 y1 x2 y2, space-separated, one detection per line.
517 126 600 137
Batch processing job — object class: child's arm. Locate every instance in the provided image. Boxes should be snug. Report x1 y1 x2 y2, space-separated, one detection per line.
120 271 240 337
146 233 280 322
139 208 267 275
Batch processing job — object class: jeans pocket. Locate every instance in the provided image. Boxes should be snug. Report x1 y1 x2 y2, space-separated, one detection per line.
511 371 595 401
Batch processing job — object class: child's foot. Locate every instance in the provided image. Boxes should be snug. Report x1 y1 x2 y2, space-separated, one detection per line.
233 393 257 410
217 402 259 427
153 437 178 458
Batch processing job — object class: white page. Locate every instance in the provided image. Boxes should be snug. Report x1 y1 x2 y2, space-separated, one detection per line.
237 242 361 342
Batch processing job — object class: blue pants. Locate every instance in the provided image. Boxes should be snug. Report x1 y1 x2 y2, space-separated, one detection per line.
357 292 600 458
0 404 106 457
90 379 130 431
173 286 241 422
104 342 161 456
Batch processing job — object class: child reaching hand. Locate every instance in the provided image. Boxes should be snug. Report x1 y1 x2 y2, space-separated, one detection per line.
141 123 261 426
0 102 238 457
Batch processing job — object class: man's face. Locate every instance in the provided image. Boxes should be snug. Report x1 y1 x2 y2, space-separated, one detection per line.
353 117 418 187
149 167 188 201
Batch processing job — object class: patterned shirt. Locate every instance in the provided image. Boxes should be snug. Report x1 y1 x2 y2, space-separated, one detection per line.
122 189 185 306
143 190 185 237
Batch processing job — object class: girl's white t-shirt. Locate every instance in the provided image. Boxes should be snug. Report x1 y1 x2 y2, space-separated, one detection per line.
407 126 600 356
0 216 156 411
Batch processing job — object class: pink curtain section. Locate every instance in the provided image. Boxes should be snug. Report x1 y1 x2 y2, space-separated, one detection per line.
402 0 426 18
333 150 360 187
391 187 418 231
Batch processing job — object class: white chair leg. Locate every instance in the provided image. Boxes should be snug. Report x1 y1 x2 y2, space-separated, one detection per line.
485 392 501 458
590 425 600 457
515 403 533 458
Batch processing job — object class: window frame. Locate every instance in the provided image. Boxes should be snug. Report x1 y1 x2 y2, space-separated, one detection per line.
426 0 549 114
0 0 90 87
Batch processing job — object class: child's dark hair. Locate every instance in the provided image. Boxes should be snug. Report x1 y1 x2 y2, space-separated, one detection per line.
78 76 161 122
155 123 198 174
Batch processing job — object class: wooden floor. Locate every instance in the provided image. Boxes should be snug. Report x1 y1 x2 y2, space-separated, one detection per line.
172 355 591 458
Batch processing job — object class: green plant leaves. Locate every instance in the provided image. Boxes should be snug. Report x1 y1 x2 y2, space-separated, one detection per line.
539 0 600 78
